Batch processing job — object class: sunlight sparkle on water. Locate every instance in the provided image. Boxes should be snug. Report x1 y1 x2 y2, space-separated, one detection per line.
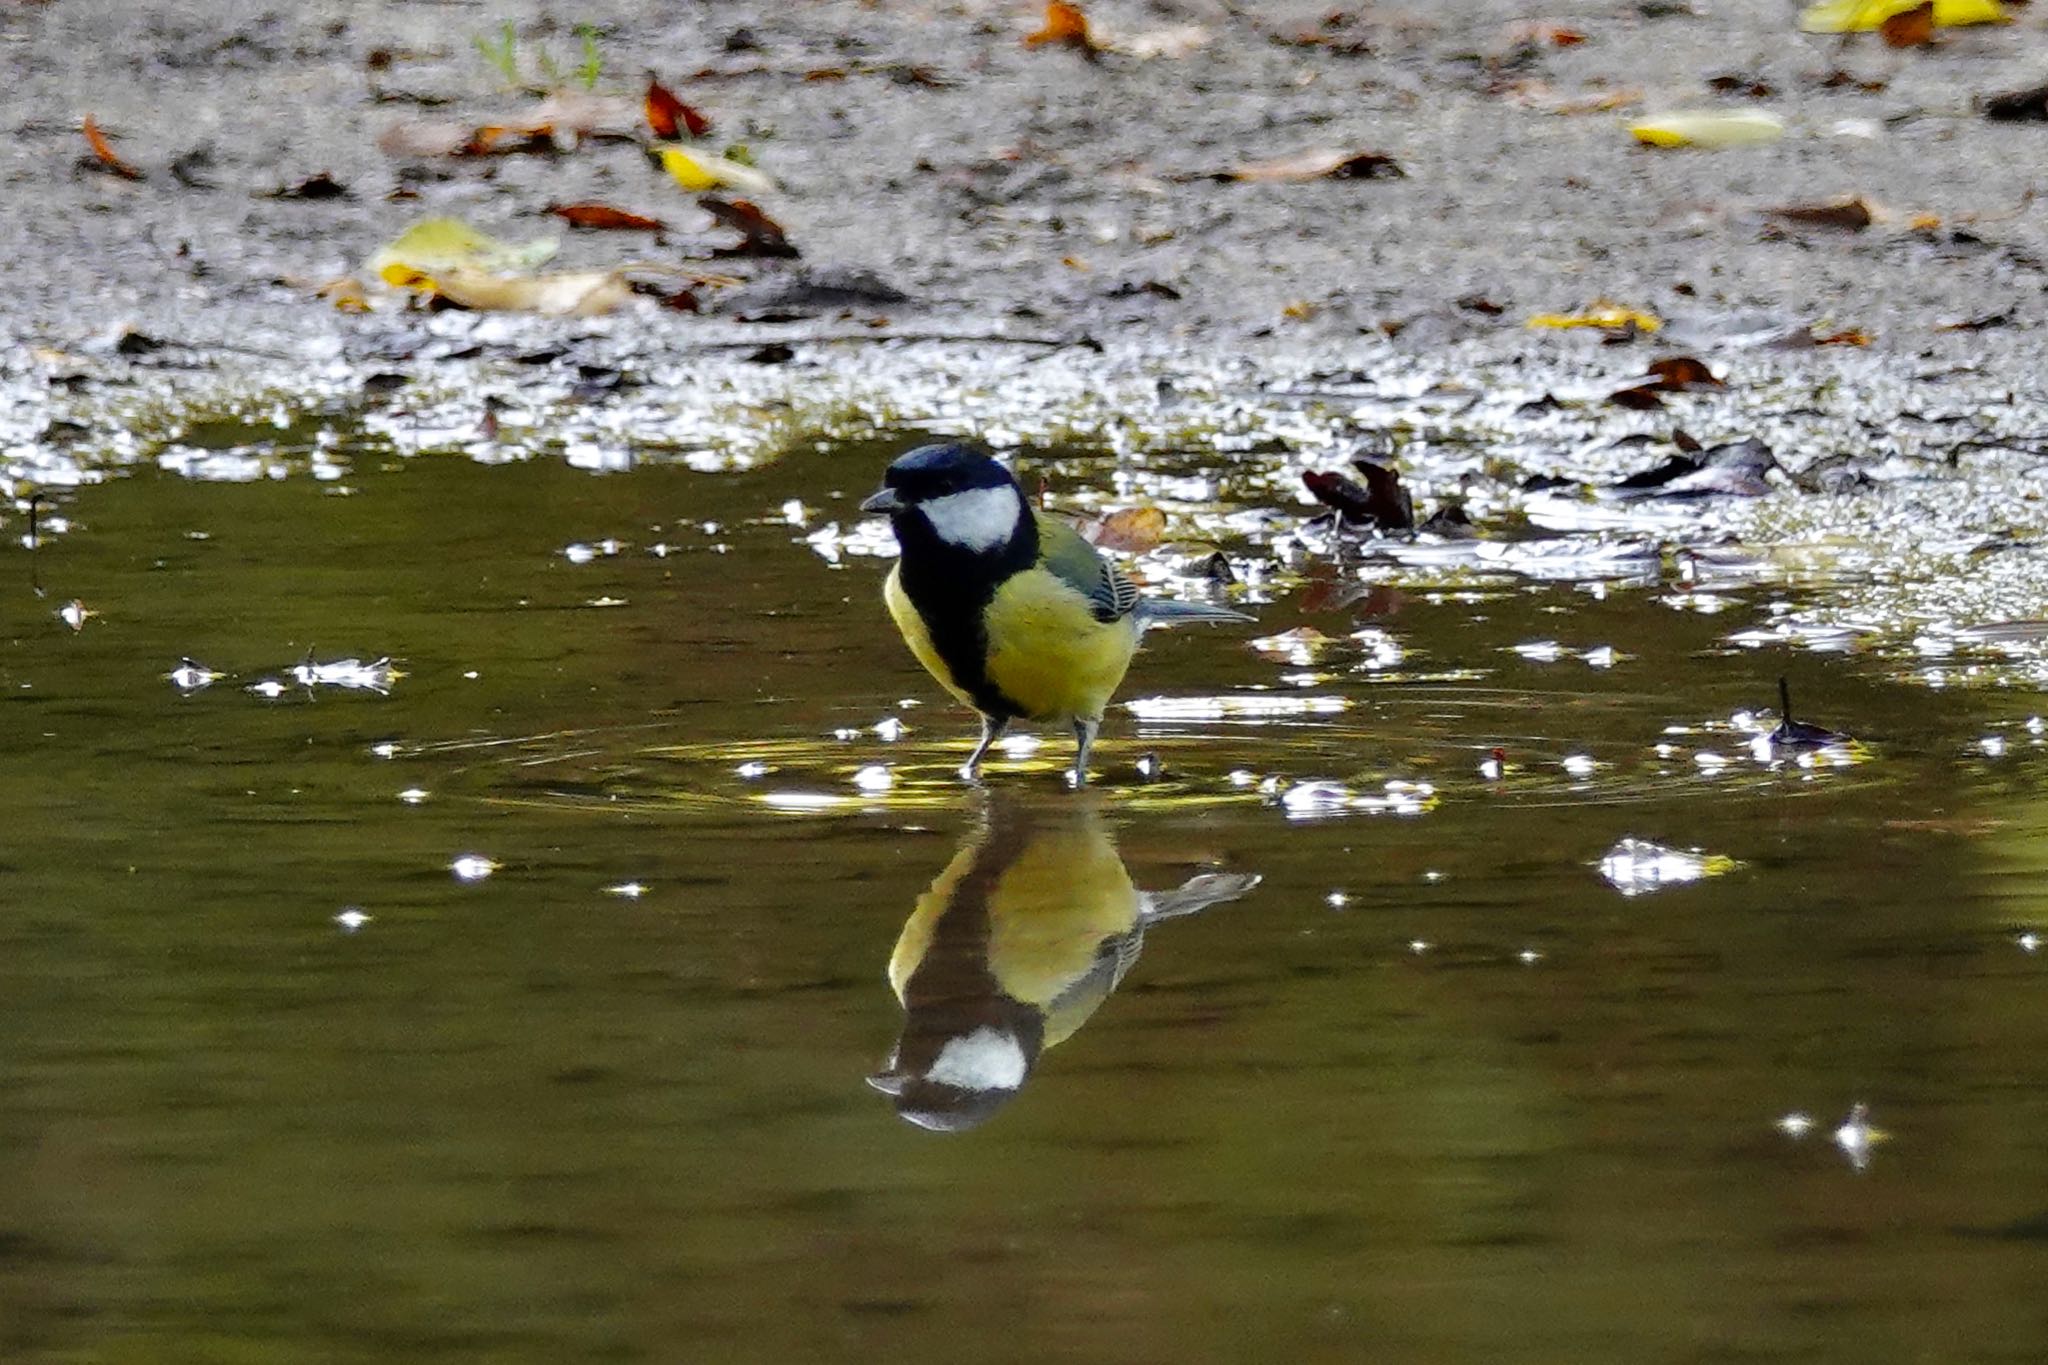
450 854 499 882
1599 838 1738 896
333 908 371 932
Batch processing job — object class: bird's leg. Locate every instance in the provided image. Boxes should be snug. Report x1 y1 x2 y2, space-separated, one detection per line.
1069 716 1100 789
960 713 1007 783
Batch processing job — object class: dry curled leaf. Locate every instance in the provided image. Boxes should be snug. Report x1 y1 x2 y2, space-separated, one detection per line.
548 202 666 233
1026 1 1098 53
1815 327 1872 346
1225 148 1404 182
1527 304 1662 334
700 195 798 258
1609 384 1667 411
1080 506 1166 552
81 115 143 180
1766 195 1876 231
645 74 710 139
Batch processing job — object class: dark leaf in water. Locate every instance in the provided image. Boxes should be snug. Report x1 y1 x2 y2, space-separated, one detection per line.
266 172 349 200
1303 469 1376 522
1521 472 1576 492
548 202 666 232
1609 383 1666 410
1672 427 1702 453
1515 392 1567 416
169 145 217 190
645 74 711 138
745 343 796 365
1765 195 1875 231
1770 676 1850 749
1706 72 1776 97
1611 453 1700 492
1985 83 2048 122
1106 279 1183 300
701 195 799 258
1878 1 1936 46
1350 458 1416 529
1455 293 1506 315
1645 355 1724 390
1607 438 1776 499
81 114 144 180
1418 504 1476 537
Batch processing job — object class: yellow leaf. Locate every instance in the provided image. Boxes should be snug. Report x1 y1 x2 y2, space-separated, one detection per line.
1527 305 1662 333
656 145 775 195
1627 109 1784 149
365 216 557 279
382 265 632 317
1797 0 2004 28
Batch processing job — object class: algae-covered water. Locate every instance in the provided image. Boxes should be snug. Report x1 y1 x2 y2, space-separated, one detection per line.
5 408 2048 1362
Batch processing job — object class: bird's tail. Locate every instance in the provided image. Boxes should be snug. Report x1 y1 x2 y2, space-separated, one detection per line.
1134 598 1257 629
1143 872 1261 923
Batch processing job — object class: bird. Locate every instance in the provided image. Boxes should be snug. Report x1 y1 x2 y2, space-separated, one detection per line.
868 797 1260 1132
859 443 1252 786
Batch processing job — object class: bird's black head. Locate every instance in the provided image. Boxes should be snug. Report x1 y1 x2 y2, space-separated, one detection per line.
860 444 1030 557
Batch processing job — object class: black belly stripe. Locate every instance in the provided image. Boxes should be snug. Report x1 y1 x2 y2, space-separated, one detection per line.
895 513 1038 719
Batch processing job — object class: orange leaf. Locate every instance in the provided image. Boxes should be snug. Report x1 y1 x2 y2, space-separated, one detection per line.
81 115 143 180
548 202 667 232
1506 20 1589 45
1026 1 1096 52
1644 355 1725 390
1879 1 1936 44
1080 506 1166 552
1815 328 1872 347
645 74 710 139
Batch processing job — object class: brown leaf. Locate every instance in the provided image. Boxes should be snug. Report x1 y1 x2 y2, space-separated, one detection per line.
461 123 558 156
1879 1 1936 45
1505 20 1589 45
1644 355 1725 391
548 202 667 233
1608 384 1667 411
1673 428 1703 454
1303 462 1414 529
1814 328 1872 347
1225 148 1404 182
81 115 144 180
700 195 799 258
645 74 711 139
1026 1 1097 53
1080 506 1166 552
1765 196 1875 231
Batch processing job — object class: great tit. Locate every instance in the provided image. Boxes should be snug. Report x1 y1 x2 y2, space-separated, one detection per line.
868 797 1260 1132
860 443 1252 785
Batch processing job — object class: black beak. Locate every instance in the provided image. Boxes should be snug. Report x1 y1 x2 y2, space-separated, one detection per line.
859 487 904 515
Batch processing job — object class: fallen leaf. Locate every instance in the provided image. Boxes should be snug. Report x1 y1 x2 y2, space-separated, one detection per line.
1527 304 1662 334
548 202 667 232
1629 109 1784 148
266 172 349 200
1938 310 2012 331
1504 81 1644 114
1645 355 1726 389
1815 327 1872 346
315 276 371 313
1798 0 2005 29
1606 438 1777 498
1765 195 1876 231
1879 1 1937 42
657 144 775 194
366 217 558 279
700 196 799 258
645 74 711 139
1609 384 1667 410
1350 459 1415 529
1224 148 1404 182
1080 506 1167 552
1985 83 2048 121
383 264 633 317
1907 212 1943 231
1026 0 1098 53
1504 20 1589 45
377 118 556 157
81 115 144 180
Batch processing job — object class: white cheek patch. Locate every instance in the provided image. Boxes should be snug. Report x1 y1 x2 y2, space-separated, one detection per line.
920 486 1022 553
926 1027 1028 1092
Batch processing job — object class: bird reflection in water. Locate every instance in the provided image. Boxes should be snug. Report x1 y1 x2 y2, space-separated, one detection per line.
869 798 1259 1132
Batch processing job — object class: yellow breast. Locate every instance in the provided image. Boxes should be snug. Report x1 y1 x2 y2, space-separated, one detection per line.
982 568 1138 723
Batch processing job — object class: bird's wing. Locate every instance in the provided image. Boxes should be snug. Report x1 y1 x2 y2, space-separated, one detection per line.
1035 512 1142 624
